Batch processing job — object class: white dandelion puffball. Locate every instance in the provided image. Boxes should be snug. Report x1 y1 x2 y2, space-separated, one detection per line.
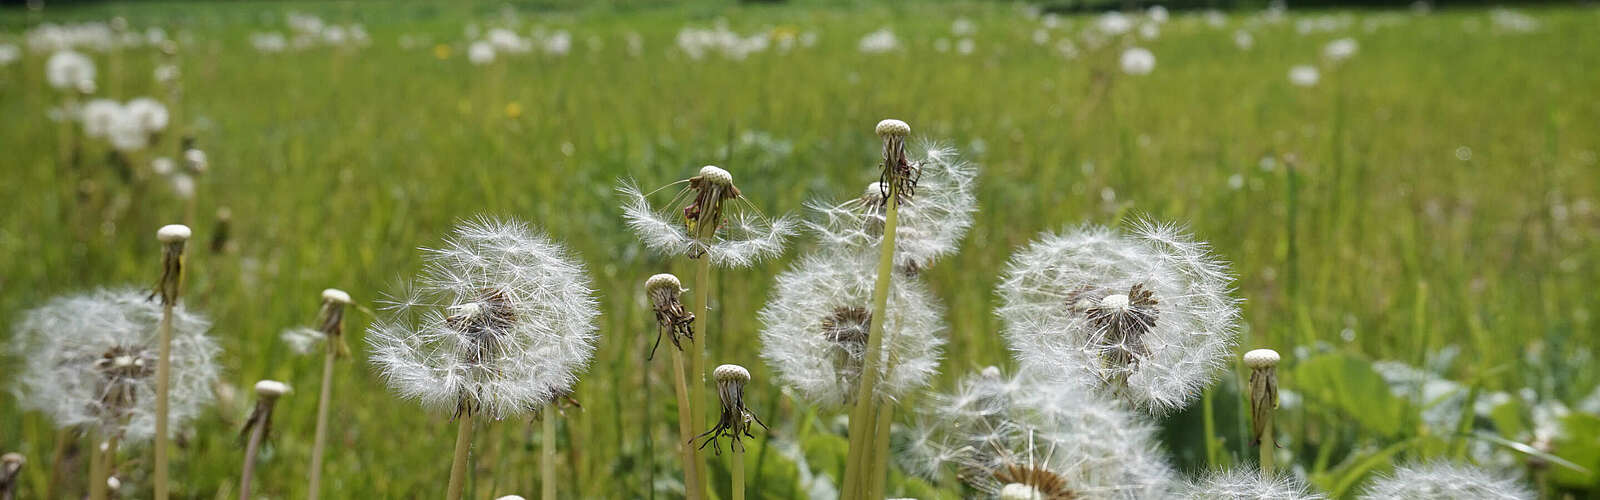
858 27 900 53
1180 469 1326 500
618 166 798 268
105 109 149 152
805 140 978 272
368 217 599 419
997 220 1240 414
1288 65 1320 87
759 252 945 409
10 288 221 442
1323 38 1358 62
907 369 1175 499
1358 462 1532 500
124 97 169 133
1120 47 1155 75
79 99 123 139
0 44 19 66
467 40 495 65
1234 30 1255 50
46 50 95 90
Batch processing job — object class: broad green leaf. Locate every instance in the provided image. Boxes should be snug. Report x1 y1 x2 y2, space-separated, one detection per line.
1291 353 1413 437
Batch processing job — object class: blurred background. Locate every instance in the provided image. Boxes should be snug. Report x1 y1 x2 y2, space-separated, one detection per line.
0 0 1596 498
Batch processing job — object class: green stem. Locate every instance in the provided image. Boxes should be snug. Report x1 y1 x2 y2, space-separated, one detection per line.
308 349 336 500
688 258 713 500
447 412 474 500
866 403 894 499
240 408 268 500
1259 410 1275 476
670 342 700 500
542 404 556 500
88 435 106 500
731 446 745 500
843 184 901 499
154 302 174 500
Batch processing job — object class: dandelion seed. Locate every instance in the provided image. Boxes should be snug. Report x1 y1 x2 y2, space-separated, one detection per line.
807 140 977 272
10 288 220 442
1358 462 1532 500
759 253 945 409
368 216 599 419
694 365 767 454
618 165 797 268
907 368 1175 499
998 220 1240 413
1179 469 1325 500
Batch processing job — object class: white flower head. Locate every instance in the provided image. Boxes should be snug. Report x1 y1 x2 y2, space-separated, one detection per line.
123 97 169 133
806 140 978 273
1323 38 1358 62
79 99 123 139
998 219 1240 414
105 109 149 152
1288 65 1320 87
368 217 600 419
46 50 95 90
1120 47 1155 75
759 252 945 409
1180 469 1325 500
906 369 1175 499
467 40 495 65
1358 462 1532 500
619 165 797 268
10 288 220 442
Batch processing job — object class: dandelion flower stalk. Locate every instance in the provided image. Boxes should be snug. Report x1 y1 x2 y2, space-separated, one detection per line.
89 431 122 500
646 274 701 498
240 381 290 500
541 404 557 500
307 288 352 500
693 365 766 500
447 413 473 500
844 118 913 498
153 223 191 500
1244 349 1280 476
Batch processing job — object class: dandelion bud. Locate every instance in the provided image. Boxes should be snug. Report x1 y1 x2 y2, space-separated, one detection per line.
645 274 693 359
695 364 766 454
154 224 191 306
1246 349 1280 449
875 119 910 138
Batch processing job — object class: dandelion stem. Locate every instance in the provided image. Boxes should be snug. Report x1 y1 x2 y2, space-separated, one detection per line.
1258 410 1275 476
447 412 474 500
542 403 557 500
154 300 174 500
866 402 894 500
688 257 713 500
46 428 68 500
844 181 901 499
670 340 701 500
731 445 745 500
88 436 107 500
307 348 335 500
240 414 268 500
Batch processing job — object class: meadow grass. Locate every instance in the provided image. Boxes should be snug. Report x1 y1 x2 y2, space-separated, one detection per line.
1 1 1597 498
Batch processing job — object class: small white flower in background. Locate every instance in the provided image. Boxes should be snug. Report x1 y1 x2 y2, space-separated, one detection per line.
1289 65 1320 87
759 253 946 409
997 220 1240 414
486 28 529 53
1097 12 1133 35
105 110 148 152
618 165 797 268
1139 22 1161 40
1205 10 1228 28
1359 462 1533 500
151 157 176 176
368 217 599 419
951 17 976 36
540 30 573 56
805 141 977 273
79 99 123 138
46 50 94 90
1147 5 1170 23
0 44 20 66
858 27 899 54
10 288 221 442
250 32 287 53
1031 29 1050 45
467 40 496 65
1323 37 1358 62
1120 47 1155 75
956 38 975 55
153 64 179 85
124 97 169 133
1234 30 1255 50
1180 469 1325 499
906 368 1175 499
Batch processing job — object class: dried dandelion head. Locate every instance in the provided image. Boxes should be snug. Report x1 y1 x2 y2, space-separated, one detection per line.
368 217 600 419
807 140 978 273
1358 462 1532 500
998 219 1239 414
281 288 354 356
1244 349 1280 448
644 273 694 359
694 364 767 454
619 165 797 267
1179 469 1325 500
906 368 1175 499
241 380 290 443
10 288 220 442
759 252 945 409
874 119 919 204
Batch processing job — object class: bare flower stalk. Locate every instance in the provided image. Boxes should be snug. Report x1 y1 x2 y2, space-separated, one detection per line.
240 381 290 500
89 435 120 500
687 165 737 500
307 288 352 500
541 404 556 500
693 365 765 500
844 118 913 499
447 412 474 500
646 274 701 498
153 223 191 500
1245 349 1280 476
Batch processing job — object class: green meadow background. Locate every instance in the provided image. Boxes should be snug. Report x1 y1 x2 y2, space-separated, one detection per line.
1 1 1597 498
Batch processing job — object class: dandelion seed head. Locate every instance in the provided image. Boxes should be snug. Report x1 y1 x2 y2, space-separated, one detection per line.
80 99 122 139
1120 47 1155 75
618 173 796 268
998 219 1240 414
124 97 168 133
759 252 945 409
46 50 95 90
876 118 910 138
1180 469 1325 500
10 288 220 442
1359 462 1532 500
367 217 599 419
807 141 978 271
280 326 325 354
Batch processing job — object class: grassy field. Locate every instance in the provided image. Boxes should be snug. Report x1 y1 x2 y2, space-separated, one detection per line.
2 1 1598 498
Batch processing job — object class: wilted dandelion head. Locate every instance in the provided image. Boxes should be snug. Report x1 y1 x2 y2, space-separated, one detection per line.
46 50 95 90
1358 462 1532 500
644 273 694 359
807 140 978 273
695 364 766 454
1179 469 1325 500
280 288 354 355
997 219 1239 414
906 368 1174 499
618 165 797 267
367 217 600 419
10 288 220 442
759 252 945 409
